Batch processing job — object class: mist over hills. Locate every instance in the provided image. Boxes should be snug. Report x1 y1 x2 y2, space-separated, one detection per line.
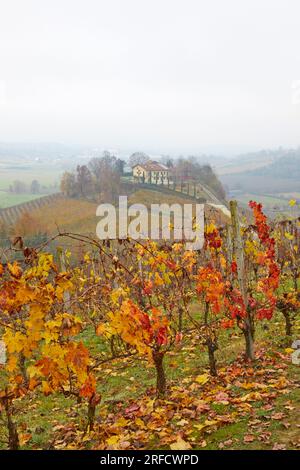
217 148 300 197
0 142 299 196
0 142 299 165
247 153 300 179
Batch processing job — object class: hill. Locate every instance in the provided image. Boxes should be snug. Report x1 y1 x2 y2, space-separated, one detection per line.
1 187 230 242
217 150 300 215
247 153 300 179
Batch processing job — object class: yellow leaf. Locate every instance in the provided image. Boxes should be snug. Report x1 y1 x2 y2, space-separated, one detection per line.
115 417 129 427
170 437 192 450
27 364 40 378
284 232 294 240
195 373 209 385
204 419 219 426
240 392 262 402
220 254 226 269
154 272 164 286
240 382 257 390
42 381 52 395
7 261 22 278
285 348 294 354
144 398 156 413
106 435 119 446
6 355 18 373
176 419 189 426
195 419 219 431
135 418 146 428
194 423 206 431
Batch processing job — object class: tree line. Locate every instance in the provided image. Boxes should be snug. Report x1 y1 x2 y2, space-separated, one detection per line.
60 151 225 202
9 180 41 195
60 151 125 203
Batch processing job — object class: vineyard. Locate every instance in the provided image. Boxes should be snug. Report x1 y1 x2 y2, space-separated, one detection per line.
0 188 230 240
0 193 64 227
0 200 299 450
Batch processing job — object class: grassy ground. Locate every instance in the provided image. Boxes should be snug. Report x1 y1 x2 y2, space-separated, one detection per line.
0 308 299 450
0 192 48 209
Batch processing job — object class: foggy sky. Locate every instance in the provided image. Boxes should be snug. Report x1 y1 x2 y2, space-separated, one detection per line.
1 0 300 154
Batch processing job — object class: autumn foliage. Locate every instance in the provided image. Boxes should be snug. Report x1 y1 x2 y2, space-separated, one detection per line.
0 200 299 450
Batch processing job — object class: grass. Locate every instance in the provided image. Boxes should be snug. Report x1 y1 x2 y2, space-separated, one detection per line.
201 375 300 450
0 192 48 209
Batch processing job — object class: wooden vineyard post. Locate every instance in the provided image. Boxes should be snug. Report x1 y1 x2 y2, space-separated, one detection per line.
57 247 71 304
230 200 255 360
226 224 233 282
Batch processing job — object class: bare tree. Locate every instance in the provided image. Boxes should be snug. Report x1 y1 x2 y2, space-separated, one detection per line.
76 165 93 198
88 152 122 202
128 152 149 168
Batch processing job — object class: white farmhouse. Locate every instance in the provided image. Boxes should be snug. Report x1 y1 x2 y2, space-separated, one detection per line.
132 161 170 184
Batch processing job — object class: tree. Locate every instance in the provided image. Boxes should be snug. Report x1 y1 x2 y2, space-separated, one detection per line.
88 157 102 182
88 153 121 202
172 159 226 200
60 171 77 197
0 252 99 446
75 237 191 396
115 158 125 175
11 180 27 194
276 217 300 337
160 156 174 168
197 164 226 200
196 266 224 376
30 180 40 194
107 300 170 396
76 165 93 198
61 153 122 202
226 201 280 360
128 152 149 168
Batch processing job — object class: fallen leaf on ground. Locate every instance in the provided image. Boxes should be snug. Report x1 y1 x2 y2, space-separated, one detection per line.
170 437 192 450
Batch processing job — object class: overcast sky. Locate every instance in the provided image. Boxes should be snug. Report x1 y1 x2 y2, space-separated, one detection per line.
1 0 300 154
